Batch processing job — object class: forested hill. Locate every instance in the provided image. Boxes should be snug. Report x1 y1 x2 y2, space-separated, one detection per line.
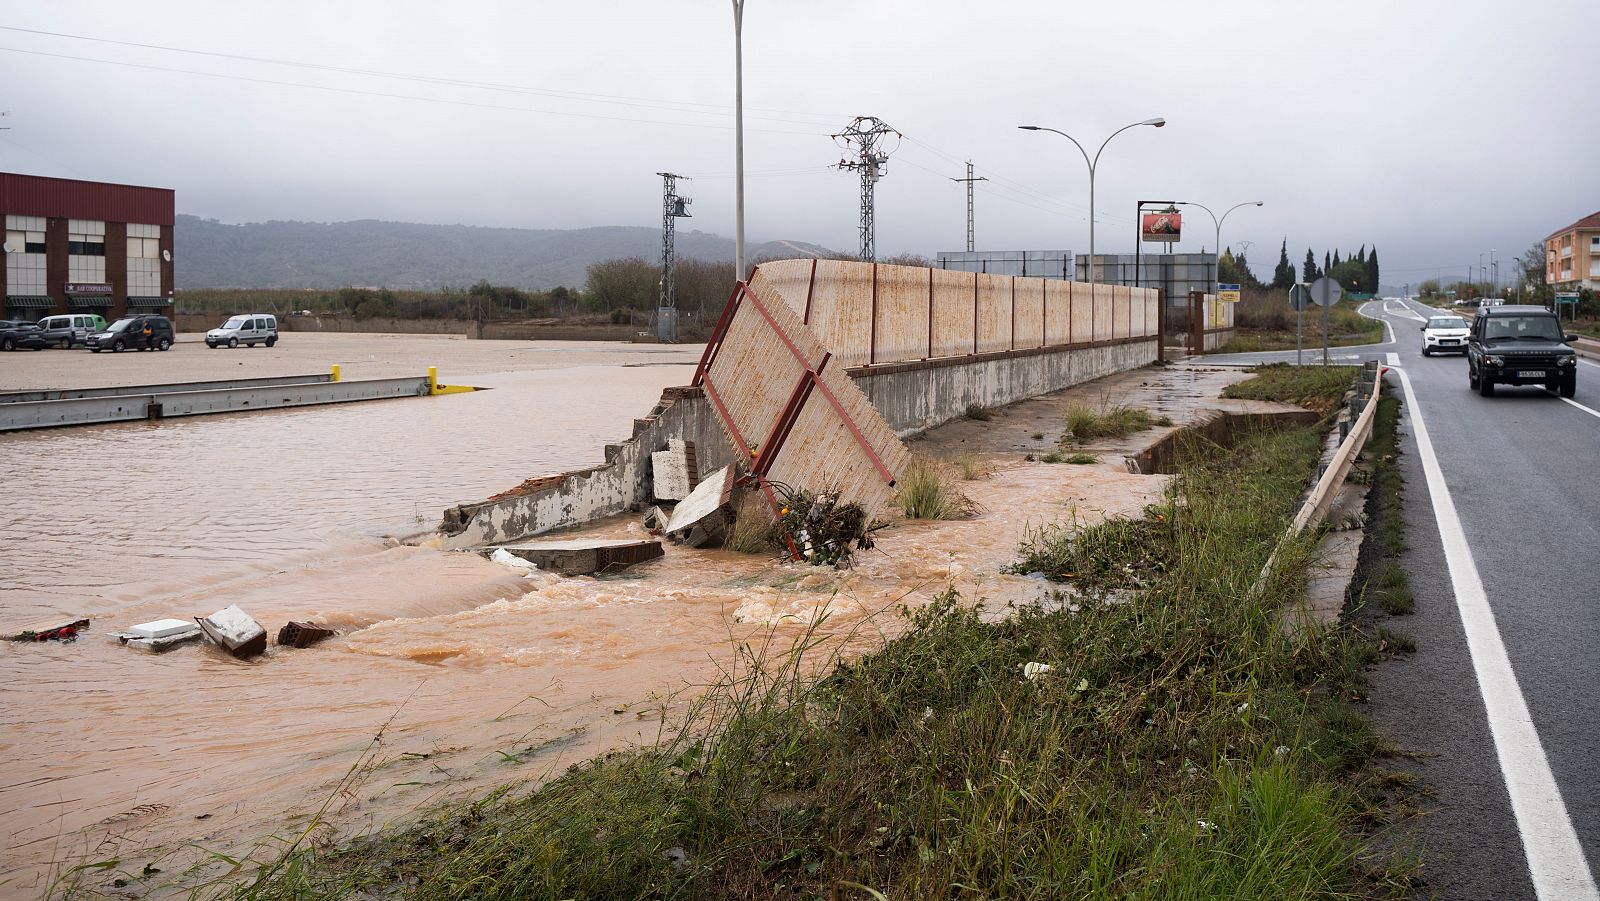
173 214 833 290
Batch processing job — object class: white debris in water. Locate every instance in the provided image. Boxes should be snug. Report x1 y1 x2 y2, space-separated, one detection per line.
129 618 196 640
1020 661 1052 681
490 548 540 572
202 605 264 645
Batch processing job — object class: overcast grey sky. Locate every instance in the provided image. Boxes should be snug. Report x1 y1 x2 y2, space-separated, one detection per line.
2 0 1596 285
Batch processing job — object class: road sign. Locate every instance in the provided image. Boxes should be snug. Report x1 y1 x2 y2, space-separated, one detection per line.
1289 284 1311 312
1310 276 1343 307
1218 283 1241 303
1555 293 1580 304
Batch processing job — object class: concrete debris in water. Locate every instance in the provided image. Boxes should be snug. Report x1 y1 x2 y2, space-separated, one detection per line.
642 505 669 533
195 605 268 659
663 465 736 548
650 439 697 502
495 538 664 576
277 621 338 649
489 547 541 572
110 619 203 653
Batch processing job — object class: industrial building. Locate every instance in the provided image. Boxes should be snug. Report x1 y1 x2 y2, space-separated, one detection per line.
2 172 175 322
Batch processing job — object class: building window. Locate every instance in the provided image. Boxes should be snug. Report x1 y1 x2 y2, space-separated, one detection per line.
5 216 48 295
126 224 161 295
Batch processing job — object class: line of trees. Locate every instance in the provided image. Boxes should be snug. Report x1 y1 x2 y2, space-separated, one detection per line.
1223 240 1383 296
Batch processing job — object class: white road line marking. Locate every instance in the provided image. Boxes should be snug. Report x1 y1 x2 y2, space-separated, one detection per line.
1387 352 1399 366
1390 365 1599 900
1579 358 1600 371
1556 395 1600 420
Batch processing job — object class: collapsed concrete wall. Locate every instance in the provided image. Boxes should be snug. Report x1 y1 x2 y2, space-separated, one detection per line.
425 261 1163 548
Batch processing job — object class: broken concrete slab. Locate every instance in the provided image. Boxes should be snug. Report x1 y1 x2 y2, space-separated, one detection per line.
109 624 203 653
4 617 90 642
651 438 695 502
663 465 736 548
277 621 338 649
196 605 268 659
642 505 669 532
495 538 664 576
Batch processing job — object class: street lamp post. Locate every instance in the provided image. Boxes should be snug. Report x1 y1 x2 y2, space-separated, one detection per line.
731 0 746 283
1175 200 1264 294
1018 117 1164 284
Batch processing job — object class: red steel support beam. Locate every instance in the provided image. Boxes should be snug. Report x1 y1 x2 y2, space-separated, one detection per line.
926 267 934 360
1010 276 1016 350
694 281 748 386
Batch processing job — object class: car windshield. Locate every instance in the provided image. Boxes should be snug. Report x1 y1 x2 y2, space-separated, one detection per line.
1427 318 1464 329
221 316 248 329
1484 316 1562 341
106 318 136 332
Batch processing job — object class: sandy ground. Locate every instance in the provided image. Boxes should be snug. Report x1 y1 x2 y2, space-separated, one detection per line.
0 332 707 392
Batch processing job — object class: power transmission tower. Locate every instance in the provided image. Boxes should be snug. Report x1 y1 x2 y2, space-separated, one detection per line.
657 172 691 342
832 116 900 262
950 161 987 252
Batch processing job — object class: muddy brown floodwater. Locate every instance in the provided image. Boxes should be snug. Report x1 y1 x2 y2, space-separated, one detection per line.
1 343 1247 898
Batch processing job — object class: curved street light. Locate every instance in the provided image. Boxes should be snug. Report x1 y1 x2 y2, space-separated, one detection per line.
1175 200 1264 293
1018 117 1165 283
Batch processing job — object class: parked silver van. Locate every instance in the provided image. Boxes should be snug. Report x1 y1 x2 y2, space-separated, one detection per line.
36 313 108 348
206 314 278 349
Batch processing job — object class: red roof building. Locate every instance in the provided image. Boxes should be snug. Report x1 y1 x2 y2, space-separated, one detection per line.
2 172 175 321
1545 210 1600 292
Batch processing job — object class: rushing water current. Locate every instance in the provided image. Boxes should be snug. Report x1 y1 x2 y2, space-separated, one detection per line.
0 341 1175 895
1 354 732 889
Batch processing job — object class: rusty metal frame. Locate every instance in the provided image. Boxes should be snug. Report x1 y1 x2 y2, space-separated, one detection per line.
971 271 979 355
735 282 896 487
868 263 879 365
802 257 818 324
926 267 934 360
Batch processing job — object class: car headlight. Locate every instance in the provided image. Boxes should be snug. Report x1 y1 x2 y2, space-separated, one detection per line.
1484 355 1504 366
1560 356 1576 367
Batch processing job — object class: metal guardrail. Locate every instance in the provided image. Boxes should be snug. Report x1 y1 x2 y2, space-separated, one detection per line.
0 373 333 405
0 375 431 432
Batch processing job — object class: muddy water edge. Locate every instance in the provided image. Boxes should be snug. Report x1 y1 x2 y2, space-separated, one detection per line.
3 355 1253 898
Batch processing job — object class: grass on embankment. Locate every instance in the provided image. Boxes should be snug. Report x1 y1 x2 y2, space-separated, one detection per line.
1349 392 1415 617
138 377 1416 900
1223 363 1359 415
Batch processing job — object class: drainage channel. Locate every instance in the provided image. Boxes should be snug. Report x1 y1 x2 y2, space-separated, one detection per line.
1125 410 1321 474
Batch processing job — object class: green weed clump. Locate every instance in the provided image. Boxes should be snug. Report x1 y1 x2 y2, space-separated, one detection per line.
1223 364 1358 415
964 403 993 421
1064 452 1098 465
169 408 1405 901
895 457 975 520
952 453 990 481
1061 402 1157 444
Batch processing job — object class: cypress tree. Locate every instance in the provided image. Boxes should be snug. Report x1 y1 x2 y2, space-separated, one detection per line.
1304 248 1320 282
1273 239 1294 288
1367 247 1380 295
1332 249 1342 269
1324 251 1332 273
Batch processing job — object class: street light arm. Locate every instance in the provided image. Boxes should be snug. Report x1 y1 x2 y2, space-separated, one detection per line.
1091 120 1150 173
1019 126 1092 175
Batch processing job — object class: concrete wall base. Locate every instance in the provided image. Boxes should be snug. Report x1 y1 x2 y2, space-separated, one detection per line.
428 337 1159 548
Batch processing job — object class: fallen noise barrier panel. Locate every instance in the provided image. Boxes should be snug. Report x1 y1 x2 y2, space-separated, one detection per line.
3 617 91 642
693 276 911 543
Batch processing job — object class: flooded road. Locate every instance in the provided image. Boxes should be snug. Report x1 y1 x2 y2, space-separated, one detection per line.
0 343 1222 897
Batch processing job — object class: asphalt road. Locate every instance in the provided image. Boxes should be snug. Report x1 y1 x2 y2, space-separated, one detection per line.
1211 300 1600 899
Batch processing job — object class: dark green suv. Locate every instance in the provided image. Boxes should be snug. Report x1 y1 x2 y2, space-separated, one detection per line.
1466 305 1578 398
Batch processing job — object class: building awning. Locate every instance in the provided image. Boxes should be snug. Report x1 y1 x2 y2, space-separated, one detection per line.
125 296 169 309
67 295 112 309
5 295 55 309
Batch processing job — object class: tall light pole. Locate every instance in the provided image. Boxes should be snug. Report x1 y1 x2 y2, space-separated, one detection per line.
731 0 746 282
1175 200 1264 293
1018 117 1165 283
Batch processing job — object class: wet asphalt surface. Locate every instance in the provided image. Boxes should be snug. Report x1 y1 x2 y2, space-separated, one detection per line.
1208 300 1600 899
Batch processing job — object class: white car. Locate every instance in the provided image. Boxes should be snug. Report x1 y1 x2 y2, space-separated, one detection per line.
206 313 278 349
1421 316 1469 356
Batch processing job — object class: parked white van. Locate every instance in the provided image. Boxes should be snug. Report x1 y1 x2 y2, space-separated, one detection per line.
206 314 278 349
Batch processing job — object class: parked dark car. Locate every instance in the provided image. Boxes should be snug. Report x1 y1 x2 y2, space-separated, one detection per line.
1466 304 1578 398
0 319 50 351
86 315 175 353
